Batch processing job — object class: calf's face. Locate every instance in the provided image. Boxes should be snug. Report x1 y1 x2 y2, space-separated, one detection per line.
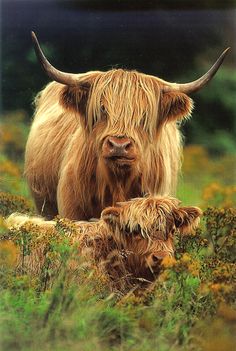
101 196 202 279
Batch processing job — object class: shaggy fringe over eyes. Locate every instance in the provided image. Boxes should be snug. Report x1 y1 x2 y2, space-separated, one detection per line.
106 196 202 239
59 69 193 135
86 69 160 136
115 196 181 237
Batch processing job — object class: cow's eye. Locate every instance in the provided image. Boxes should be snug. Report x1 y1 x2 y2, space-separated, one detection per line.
100 105 106 113
100 105 107 121
124 225 131 234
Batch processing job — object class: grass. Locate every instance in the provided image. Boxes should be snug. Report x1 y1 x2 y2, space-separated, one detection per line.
0 208 235 351
0 114 236 351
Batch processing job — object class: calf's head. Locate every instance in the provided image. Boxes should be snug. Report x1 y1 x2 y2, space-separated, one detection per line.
101 196 202 280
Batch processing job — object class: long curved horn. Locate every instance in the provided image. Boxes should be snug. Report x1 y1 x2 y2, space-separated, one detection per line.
31 31 79 86
163 48 230 94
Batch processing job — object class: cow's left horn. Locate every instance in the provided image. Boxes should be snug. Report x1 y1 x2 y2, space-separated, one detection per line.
31 31 79 86
164 48 230 94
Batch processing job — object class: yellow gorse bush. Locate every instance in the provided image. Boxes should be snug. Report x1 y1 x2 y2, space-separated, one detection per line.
0 159 21 177
203 182 236 208
0 192 32 217
183 145 210 176
161 256 177 269
162 252 200 277
0 240 19 268
179 145 235 208
0 110 29 156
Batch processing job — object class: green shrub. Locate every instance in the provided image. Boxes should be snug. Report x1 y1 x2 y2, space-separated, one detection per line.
0 193 235 351
0 192 32 217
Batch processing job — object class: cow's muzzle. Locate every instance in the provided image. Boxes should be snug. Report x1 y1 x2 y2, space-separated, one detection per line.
102 136 136 163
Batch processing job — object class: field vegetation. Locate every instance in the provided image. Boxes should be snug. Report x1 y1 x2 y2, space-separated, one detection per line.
0 108 235 351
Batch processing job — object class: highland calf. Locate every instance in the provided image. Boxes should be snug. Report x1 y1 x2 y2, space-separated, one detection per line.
26 32 228 219
6 196 202 290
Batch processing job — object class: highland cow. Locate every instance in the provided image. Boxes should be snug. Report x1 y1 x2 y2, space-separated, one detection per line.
25 32 228 219
6 196 202 290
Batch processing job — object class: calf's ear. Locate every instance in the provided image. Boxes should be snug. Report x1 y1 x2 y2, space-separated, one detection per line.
101 206 121 228
60 83 90 116
161 91 193 122
173 206 202 234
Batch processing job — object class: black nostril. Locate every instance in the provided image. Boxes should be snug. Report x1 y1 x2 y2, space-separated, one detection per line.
152 254 160 262
124 141 132 151
107 139 115 149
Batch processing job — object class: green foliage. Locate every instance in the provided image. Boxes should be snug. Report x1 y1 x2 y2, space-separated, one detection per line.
0 110 29 159
204 207 236 263
0 111 31 198
0 193 236 351
204 130 236 156
177 145 236 207
0 192 32 217
183 67 236 154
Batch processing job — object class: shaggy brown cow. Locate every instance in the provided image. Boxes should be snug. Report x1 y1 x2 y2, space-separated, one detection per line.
25 32 229 219
6 196 202 290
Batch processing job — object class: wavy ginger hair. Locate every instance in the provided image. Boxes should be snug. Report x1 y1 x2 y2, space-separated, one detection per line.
25 69 193 219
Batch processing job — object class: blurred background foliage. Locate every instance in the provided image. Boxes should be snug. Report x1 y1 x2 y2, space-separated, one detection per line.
0 0 235 205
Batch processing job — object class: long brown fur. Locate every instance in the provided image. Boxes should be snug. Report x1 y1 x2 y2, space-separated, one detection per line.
6 196 202 291
25 69 193 219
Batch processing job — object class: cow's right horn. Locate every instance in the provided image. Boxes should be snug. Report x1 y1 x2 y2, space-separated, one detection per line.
31 31 79 86
163 48 230 94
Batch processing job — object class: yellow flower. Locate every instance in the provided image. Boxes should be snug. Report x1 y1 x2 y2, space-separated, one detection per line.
180 253 192 263
0 240 19 268
210 283 233 295
202 182 236 208
0 159 21 177
161 256 177 268
210 283 221 292
188 262 199 277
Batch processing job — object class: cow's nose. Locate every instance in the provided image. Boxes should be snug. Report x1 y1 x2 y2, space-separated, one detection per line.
106 136 133 156
151 252 170 264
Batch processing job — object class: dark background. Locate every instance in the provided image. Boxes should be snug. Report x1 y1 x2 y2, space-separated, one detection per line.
1 0 236 152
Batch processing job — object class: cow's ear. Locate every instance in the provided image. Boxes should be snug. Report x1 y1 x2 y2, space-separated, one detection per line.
60 83 90 116
173 206 202 234
161 91 193 122
101 206 121 229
